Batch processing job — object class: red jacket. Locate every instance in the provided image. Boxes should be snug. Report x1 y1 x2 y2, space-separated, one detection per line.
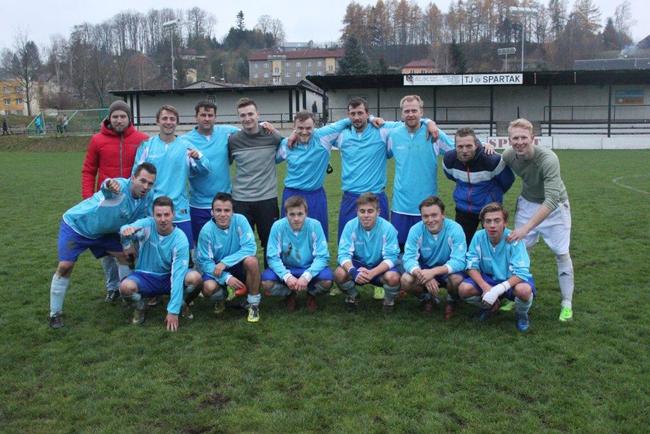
81 120 148 198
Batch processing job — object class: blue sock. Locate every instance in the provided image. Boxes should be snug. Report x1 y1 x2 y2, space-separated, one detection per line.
50 274 70 316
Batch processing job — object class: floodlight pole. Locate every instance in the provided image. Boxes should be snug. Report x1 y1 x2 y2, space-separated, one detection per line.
509 7 535 72
163 19 179 89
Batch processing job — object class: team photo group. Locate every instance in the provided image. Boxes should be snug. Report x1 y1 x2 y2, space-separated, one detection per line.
49 94 575 334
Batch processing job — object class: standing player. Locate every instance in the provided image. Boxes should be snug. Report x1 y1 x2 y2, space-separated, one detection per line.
442 127 514 246
458 203 535 332
276 111 351 239
261 196 332 313
132 105 209 249
503 118 575 322
48 163 157 328
119 196 202 331
81 100 148 302
196 193 261 322
228 98 283 265
334 193 401 312
400 197 467 319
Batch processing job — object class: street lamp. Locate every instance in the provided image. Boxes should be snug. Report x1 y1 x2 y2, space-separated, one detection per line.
509 7 535 71
162 19 179 89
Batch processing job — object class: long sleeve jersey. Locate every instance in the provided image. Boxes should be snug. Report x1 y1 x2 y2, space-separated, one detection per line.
133 135 209 223
120 217 189 315
337 216 399 268
403 219 467 274
266 217 329 282
466 228 532 282
63 177 153 239
276 118 351 191
387 126 454 215
184 125 240 208
195 213 257 285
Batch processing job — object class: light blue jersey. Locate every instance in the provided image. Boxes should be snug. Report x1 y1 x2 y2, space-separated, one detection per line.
387 127 454 215
133 135 209 222
184 125 240 208
267 217 329 281
196 213 257 285
277 118 351 191
466 228 532 282
403 218 467 274
63 177 153 239
337 216 399 268
120 217 190 315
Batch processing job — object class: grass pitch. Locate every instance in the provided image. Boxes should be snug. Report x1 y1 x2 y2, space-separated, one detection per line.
0 143 649 432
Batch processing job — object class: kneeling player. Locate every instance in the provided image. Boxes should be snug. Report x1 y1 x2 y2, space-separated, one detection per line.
196 192 260 321
261 196 332 313
119 196 202 331
48 163 157 328
334 193 400 312
400 196 466 319
458 203 535 332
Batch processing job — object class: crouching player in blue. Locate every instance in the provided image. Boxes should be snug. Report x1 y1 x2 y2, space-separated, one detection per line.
119 196 202 331
196 192 261 321
48 163 157 329
400 196 467 319
261 196 332 313
458 202 536 332
334 193 401 312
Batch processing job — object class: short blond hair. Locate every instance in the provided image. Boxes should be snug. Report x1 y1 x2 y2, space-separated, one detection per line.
399 95 424 109
508 118 534 135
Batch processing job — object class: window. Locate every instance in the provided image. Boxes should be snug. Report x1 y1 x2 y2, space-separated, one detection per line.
255 64 259 69
15 98 23 104
308 61 312 67
327 64 334 72
15 87 23 93
3 99 10 105
296 62 301 67
264 63 269 68
317 61 322 66
296 72 301 77
285 72 291 77
3 87 9 95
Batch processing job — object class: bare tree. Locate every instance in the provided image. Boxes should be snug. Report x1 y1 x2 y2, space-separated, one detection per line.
1 33 42 116
614 0 635 40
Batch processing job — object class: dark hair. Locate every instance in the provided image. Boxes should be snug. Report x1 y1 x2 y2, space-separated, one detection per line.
133 162 157 177
284 195 308 212
347 97 369 113
356 192 379 209
153 196 174 212
156 104 179 122
195 100 217 115
419 196 445 213
479 202 508 223
294 110 315 123
455 127 477 142
211 192 234 208
237 97 257 110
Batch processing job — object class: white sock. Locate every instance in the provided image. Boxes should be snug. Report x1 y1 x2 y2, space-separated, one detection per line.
556 253 574 309
50 274 70 316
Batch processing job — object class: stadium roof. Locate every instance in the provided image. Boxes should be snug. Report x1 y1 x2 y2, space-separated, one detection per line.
110 79 324 97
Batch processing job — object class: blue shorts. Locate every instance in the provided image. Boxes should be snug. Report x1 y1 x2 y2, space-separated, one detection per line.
391 212 421 246
126 271 172 297
282 186 329 240
190 207 212 244
462 272 536 300
338 191 389 240
202 262 246 284
351 259 399 286
174 220 194 249
261 266 334 283
57 221 122 262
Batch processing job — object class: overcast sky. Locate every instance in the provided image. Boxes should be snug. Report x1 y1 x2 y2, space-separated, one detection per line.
1 0 647 52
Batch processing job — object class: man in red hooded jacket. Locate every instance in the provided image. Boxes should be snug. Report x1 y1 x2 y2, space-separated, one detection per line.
81 100 149 302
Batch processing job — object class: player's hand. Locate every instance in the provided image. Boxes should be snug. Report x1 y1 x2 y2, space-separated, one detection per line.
106 179 121 194
260 121 277 134
165 313 179 332
121 226 142 237
227 276 246 291
418 269 436 285
425 278 440 295
482 289 499 306
507 227 528 243
483 142 496 155
287 131 298 148
371 117 385 128
187 148 200 159
286 275 299 291
295 277 309 292
356 268 371 284
426 120 439 141
214 262 226 277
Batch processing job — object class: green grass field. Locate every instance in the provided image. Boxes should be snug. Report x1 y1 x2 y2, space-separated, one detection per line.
0 143 649 433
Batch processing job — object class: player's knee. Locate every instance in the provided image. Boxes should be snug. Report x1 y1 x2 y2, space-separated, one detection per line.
202 280 217 296
447 274 463 291
400 272 415 290
514 283 532 300
185 270 202 287
318 280 333 290
458 283 475 298
56 261 74 277
243 256 259 272
334 267 348 283
119 279 137 296
384 271 400 287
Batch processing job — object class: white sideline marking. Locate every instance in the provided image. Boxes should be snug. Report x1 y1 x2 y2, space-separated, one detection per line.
612 174 650 195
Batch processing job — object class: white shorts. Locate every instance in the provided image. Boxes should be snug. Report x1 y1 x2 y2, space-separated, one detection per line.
514 196 572 255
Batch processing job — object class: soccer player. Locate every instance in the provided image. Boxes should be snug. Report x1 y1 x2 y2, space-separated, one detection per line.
458 203 535 332
133 104 209 249
81 100 148 303
400 196 467 319
48 163 157 328
228 98 283 265
276 110 352 239
334 193 401 312
503 118 575 322
119 196 202 331
261 196 332 313
442 127 515 246
196 193 261 322
386 95 455 249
